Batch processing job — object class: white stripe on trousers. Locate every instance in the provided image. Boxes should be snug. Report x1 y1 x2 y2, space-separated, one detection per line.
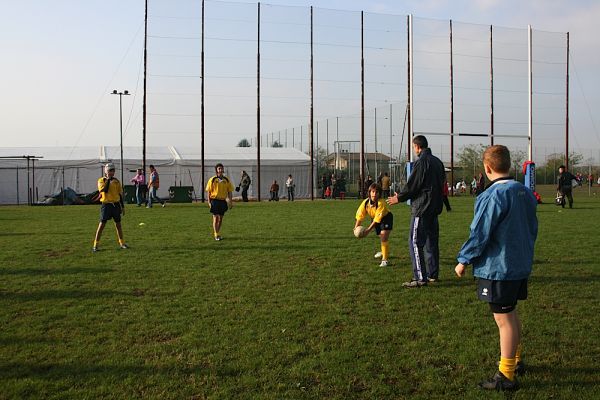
412 216 424 281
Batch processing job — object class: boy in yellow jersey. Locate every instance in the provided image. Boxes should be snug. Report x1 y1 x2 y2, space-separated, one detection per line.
205 163 234 241
354 183 393 267
92 163 128 252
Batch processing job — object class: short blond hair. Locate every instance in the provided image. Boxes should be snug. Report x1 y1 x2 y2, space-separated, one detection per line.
483 145 511 173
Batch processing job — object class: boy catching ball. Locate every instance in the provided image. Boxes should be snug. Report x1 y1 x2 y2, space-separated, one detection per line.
354 183 393 267
92 163 128 252
455 145 538 391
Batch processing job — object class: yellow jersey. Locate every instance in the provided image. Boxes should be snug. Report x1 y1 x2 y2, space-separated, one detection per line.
205 175 234 200
355 198 389 224
97 177 123 204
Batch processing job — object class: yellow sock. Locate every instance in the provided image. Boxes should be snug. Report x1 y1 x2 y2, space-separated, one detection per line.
381 241 389 261
93 240 99 247
118 238 125 246
499 357 517 381
515 343 522 364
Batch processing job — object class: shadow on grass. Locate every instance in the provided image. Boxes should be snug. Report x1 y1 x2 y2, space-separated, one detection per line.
523 365 600 390
0 361 229 381
0 336 58 346
0 232 35 237
0 267 114 276
530 274 600 284
0 289 145 301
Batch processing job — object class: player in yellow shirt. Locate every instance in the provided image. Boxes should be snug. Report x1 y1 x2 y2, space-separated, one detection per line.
205 163 234 241
354 183 394 267
93 163 128 252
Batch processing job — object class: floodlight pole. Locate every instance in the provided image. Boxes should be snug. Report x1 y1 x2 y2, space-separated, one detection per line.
111 89 130 185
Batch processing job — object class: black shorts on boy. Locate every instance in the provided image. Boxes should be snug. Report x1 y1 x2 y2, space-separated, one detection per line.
210 199 228 216
477 278 528 314
100 203 122 223
374 212 394 235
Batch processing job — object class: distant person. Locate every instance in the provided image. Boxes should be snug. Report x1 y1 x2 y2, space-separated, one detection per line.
355 183 393 267
130 168 145 206
331 174 338 199
471 176 478 195
477 172 485 196
455 145 538 391
286 174 295 201
269 180 280 201
381 172 391 198
237 170 251 202
364 175 373 198
442 179 451 212
147 165 165 208
556 165 578 209
387 135 445 286
205 163 234 241
92 163 128 252
321 174 327 199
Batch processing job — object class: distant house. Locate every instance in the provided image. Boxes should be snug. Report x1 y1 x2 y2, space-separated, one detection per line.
324 152 393 178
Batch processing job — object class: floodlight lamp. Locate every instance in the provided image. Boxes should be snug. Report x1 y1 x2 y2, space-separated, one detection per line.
124 90 129 95
112 89 118 94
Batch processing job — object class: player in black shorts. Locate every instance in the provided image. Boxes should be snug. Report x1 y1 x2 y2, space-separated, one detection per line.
455 145 538 391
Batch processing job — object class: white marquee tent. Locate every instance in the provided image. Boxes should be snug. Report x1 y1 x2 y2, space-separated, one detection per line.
0 146 313 205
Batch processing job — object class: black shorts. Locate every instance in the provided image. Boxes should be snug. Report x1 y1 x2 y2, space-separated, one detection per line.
100 203 122 223
477 278 528 314
209 199 228 216
375 212 393 235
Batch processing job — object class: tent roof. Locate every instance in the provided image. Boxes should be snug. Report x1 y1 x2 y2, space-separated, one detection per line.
0 146 310 162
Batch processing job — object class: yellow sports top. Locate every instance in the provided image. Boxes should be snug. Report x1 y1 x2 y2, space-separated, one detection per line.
355 198 389 223
205 175 234 200
97 177 123 204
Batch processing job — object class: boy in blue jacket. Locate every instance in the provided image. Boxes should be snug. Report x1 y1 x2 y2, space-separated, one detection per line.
455 145 538 391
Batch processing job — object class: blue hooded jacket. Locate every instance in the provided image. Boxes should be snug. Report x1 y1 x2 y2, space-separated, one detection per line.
457 178 538 280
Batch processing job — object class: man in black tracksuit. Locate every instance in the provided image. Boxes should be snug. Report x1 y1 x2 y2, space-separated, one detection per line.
557 165 578 209
387 135 445 287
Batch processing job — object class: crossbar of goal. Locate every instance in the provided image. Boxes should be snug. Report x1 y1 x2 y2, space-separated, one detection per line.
414 131 529 139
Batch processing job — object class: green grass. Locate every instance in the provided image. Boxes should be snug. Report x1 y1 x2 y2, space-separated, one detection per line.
1 185 599 399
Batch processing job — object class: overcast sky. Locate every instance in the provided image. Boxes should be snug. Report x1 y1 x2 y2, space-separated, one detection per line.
1 0 599 161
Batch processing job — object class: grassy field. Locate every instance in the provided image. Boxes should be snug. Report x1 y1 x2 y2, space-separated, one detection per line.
1 185 599 399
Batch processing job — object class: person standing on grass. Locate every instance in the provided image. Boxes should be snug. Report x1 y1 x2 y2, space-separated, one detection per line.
269 180 280 201
147 165 165 208
442 179 451 212
455 145 538 392
355 183 393 267
381 172 391 198
130 168 145 207
556 165 578 209
205 163 234 241
387 135 445 287
286 174 295 201
237 170 251 202
93 163 128 252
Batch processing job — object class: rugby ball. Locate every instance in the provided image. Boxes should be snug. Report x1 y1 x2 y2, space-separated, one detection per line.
353 226 366 239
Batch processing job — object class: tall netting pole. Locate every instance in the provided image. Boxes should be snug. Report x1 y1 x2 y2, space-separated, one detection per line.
449 20 454 192
565 32 570 169
309 6 314 200
490 25 495 146
408 14 413 163
200 0 205 202
360 11 365 198
143 0 148 185
528 25 533 161
256 2 261 201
